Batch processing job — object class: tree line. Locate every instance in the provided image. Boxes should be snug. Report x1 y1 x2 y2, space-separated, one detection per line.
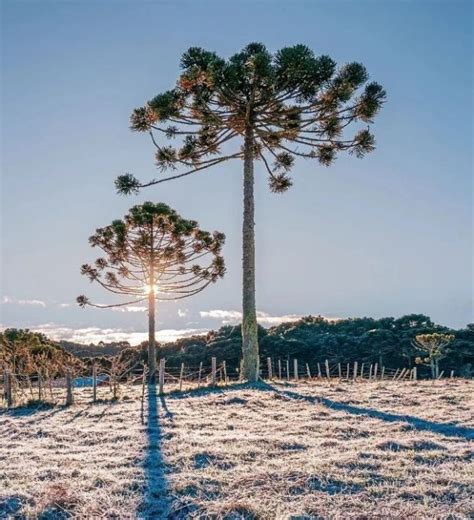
131 314 473 378
3 314 472 380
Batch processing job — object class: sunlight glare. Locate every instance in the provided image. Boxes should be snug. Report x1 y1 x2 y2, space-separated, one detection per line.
142 284 159 295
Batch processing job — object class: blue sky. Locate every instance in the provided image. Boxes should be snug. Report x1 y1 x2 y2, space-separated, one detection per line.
1 0 472 344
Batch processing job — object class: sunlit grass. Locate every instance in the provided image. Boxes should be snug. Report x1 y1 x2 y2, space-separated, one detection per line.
1 380 472 518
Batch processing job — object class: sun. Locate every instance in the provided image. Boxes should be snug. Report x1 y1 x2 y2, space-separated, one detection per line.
142 284 159 295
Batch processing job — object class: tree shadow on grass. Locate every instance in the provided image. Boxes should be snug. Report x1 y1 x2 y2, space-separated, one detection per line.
166 381 474 440
1 403 67 426
159 395 174 420
0 494 27 519
140 384 171 518
1 401 56 416
166 381 275 400
272 386 474 441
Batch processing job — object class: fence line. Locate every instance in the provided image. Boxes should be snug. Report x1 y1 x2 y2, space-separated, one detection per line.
1 356 457 408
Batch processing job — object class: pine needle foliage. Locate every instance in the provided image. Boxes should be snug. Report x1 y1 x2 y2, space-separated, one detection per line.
77 202 225 307
116 43 386 194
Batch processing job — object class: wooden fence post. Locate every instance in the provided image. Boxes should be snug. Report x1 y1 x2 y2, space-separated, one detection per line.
46 369 54 401
66 370 74 406
393 368 399 380
2 369 6 404
294 359 298 381
353 361 358 382
278 359 282 380
198 361 203 389
267 357 273 380
373 363 378 380
413 366 417 381
368 364 373 380
8 371 13 408
317 362 322 379
450 370 454 379
92 364 97 402
179 363 185 391
211 357 217 386
158 358 165 395
3 369 13 408
38 373 43 401
111 368 118 399
286 359 290 381
26 375 33 398
337 363 342 379
223 361 227 385
325 359 330 380
306 363 311 379
381 366 385 380
360 363 365 379
2 369 7 405
346 363 350 380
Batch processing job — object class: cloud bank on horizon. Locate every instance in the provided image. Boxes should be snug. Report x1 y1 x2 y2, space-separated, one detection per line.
1 295 317 344
12 323 209 345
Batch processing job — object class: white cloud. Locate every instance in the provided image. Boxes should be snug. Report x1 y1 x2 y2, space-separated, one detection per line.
178 308 188 318
59 303 72 308
112 305 148 313
200 309 242 323
2 296 46 308
256 312 303 326
200 309 304 326
157 328 207 342
19 299 46 307
9 323 207 345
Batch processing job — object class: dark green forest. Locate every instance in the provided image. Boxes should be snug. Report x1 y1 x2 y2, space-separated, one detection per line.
3 314 472 379
134 314 474 378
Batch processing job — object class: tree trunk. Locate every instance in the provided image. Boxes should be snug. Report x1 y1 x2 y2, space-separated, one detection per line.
435 358 439 379
241 124 259 382
148 290 156 384
148 222 157 385
430 358 435 379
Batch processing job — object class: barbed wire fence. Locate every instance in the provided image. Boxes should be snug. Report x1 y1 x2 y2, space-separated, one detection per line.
1 357 456 409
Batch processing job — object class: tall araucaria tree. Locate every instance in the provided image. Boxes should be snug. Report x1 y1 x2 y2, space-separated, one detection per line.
77 202 225 383
115 43 387 382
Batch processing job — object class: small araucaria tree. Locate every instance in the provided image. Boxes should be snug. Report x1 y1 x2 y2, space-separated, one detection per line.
77 202 225 383
115 43 386 381
412 333 455 378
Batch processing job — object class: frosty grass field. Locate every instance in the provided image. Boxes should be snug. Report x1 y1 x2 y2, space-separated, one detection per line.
1 379 473 519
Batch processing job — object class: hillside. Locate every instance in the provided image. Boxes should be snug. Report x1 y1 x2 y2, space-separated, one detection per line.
1 380 473 519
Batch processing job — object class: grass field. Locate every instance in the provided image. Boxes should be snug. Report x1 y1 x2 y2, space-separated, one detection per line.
1 379 473 519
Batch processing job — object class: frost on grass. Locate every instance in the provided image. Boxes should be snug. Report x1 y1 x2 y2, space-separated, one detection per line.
1 380 473 519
